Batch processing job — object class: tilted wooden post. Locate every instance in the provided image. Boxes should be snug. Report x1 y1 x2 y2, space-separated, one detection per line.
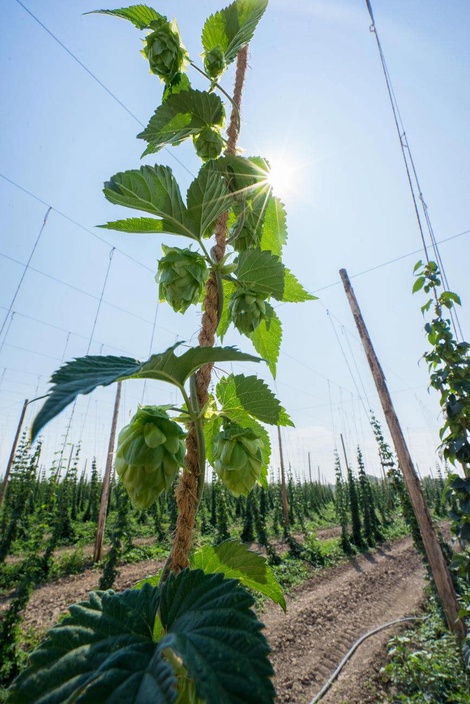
339 268 465 639
93 382 122 563
0 398 29 509
277 426 290 527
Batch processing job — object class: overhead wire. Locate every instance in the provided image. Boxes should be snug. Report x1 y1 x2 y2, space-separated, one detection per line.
0 206 51 340
365 0 463 340
14 0 194 179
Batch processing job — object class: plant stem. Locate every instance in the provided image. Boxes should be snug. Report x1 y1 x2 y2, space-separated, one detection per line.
168 46 248 574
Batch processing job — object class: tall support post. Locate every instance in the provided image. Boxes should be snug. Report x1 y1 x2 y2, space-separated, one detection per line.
93 382 122 563
308 451 312 483
277 426 289 527
339 268 465 639
340 433 350 471
0 398 29 509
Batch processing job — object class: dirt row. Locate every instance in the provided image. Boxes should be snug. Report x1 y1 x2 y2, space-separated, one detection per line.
265 536 425 703
2 533 425 703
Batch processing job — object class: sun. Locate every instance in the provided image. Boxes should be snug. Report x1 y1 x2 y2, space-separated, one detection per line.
267 156 298 197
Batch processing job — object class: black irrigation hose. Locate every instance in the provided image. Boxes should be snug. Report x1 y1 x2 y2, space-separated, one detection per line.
308 615 428 704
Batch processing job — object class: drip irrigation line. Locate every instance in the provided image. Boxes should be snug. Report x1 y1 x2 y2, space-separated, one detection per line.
309 615 427 704
14 0 194 179
365 0 463 340
0 206 51 340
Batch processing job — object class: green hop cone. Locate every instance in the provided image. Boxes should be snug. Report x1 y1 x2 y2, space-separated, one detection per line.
204 46 226 80
157 245 207 313
115 406 185 509
193 127 224 161
228 288 267 334
212 421 264 497
142 19 188 83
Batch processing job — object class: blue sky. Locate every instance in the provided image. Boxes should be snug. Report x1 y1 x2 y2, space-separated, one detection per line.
1 0 469 482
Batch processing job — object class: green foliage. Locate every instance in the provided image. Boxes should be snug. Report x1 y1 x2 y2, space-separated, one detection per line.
90 6 165 30
383 598 470 702
9 572 275 704
191 539 285 610
217 373 293 427
413 261 470 581
32 344 261 440
138 89 225 155
202 0 268 66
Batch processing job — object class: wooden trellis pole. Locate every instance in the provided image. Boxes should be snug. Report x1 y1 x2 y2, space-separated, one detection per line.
339 268 465 639
93 381 122 563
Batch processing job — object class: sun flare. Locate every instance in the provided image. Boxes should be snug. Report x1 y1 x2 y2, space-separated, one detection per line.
267 157 297 197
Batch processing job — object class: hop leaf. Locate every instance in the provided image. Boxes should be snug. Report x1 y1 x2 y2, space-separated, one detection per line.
142 19 188 83
116 405 185 508
228 288 267 334
212 420 264 496
157 246 208 313
193 126 225 161
203 46 226 80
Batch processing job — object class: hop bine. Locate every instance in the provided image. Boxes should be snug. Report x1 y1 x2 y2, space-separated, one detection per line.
212 420 264 497
157 246 207 313
115 406 185 509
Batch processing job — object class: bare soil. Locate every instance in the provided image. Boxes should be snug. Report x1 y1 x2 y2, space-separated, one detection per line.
2 535 425 703
265 536 425 703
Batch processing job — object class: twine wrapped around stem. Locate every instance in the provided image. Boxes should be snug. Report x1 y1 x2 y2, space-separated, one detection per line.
169 46 249 573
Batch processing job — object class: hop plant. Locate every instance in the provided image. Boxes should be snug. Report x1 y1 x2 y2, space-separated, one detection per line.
115 406 185 509
212 420 264 497
142 20 188 83
193 126 224 161
157 245 207 313
228 288 267 334
204 46 226 80
230 208 263 252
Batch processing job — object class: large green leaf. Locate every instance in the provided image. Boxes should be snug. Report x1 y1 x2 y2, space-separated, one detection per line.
249 305 282 377
159 569 275 703
103 165 199 240
8 585 176 704
186 162 232 237
138 89 225 156
137 344 262 387
32 345 262 441
89 6 165 29
31 355 143 441
216 373 293 426
202 0 268 65
216 378 272 472
10 574 275 704
236 249 285 299
259 196 287 255
191 541 286 611
99 217 169 233
216 155 270 200
283 269 317 303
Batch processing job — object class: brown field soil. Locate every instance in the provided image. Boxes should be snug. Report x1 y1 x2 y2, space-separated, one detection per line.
265 535 425 703
1 534 426 703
